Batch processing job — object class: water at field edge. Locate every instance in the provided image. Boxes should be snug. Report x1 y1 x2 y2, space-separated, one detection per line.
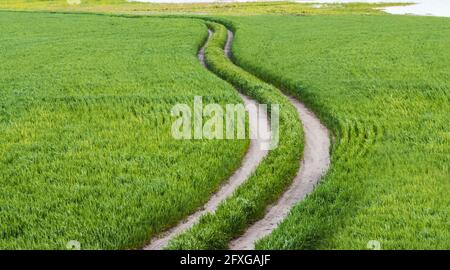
127 0 450 18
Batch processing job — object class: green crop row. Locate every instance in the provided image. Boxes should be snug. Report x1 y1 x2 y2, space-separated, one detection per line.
167 21 304 249
0 11 248 249
229 15 450 249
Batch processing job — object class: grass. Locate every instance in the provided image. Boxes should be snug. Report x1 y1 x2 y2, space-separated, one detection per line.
0 1 448 251
228 14 450 249
0 11 249 249
167 21 303 250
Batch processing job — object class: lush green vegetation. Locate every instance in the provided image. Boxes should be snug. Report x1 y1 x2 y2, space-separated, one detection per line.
229 15 450 249
0 11 248 249
167 21 303 250
1 1 448 251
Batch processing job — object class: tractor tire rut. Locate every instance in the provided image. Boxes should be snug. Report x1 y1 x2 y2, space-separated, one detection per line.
144 28 271 250
223 29 331 250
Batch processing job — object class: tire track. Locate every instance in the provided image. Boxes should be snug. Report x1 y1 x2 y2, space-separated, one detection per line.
144 28 271 250
223 29 331 250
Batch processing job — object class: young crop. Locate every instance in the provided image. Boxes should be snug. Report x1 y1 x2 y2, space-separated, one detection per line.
0 12 248 249
167 22 304 250
229 15 450 249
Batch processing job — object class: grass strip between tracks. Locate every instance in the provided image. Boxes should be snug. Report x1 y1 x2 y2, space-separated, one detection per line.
167 21 304 249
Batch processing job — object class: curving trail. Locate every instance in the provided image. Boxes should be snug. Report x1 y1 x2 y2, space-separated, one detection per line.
144 29 271 250
224 29 331 250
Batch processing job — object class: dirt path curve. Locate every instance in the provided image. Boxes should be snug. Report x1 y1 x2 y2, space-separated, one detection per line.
144 29 270 250
225 29 331 250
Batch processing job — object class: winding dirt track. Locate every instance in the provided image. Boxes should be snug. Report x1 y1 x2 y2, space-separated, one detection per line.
224 29 331 250
145 26 330 250
144 29 270 250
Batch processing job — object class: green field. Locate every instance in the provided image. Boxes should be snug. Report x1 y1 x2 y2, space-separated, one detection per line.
0 1 449 250
167 21 303 249
230 15 450 249
0 11 248 249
